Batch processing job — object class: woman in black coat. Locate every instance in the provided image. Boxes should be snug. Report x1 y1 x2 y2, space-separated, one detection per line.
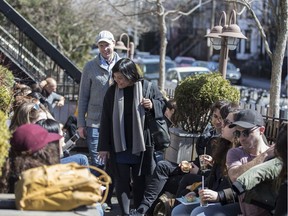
98 58 166 215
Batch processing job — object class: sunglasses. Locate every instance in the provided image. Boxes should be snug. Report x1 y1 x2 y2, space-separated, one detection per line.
233 127 259 138
32 103 40 111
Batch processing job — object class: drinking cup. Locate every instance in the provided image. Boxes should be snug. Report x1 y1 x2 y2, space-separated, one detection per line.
181 161 192 173
198 187 208 207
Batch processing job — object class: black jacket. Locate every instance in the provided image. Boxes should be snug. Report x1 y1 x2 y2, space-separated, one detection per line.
97 80 166 176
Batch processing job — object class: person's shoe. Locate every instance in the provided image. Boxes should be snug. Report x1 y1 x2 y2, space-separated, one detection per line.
102 203 112 212
130 209 144 216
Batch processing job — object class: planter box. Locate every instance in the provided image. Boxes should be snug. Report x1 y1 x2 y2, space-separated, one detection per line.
164 127 200 164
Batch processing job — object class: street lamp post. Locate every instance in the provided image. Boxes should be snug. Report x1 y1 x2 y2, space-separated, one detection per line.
205 10 247 79
115 33 135 59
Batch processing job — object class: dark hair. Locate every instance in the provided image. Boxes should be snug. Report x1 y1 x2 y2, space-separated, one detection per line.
165 99 177 110
0 138 59 193
36 118 60 134
211 100 230 114
112 58 142 83
212 106 239 176
220 102 239 120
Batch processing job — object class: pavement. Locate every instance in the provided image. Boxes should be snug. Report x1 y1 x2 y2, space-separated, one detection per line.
103 196 122 216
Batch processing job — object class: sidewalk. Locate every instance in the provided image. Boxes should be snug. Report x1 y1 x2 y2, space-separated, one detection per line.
103 196 122 216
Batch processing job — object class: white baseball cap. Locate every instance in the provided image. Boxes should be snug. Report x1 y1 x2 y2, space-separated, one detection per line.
96 30 115 45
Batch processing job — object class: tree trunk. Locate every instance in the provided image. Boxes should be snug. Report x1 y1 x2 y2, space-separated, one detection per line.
269 0 288 117
157 0 167 91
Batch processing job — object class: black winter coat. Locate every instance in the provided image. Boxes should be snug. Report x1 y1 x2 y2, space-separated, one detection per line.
97 80 166 177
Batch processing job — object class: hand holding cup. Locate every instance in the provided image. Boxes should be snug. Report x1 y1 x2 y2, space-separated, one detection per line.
179 161 192 173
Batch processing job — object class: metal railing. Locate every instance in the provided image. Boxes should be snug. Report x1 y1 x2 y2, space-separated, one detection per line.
0 0 81 101
165 87 288 144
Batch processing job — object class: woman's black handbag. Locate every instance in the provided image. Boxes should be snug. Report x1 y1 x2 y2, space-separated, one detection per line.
145 82 170 151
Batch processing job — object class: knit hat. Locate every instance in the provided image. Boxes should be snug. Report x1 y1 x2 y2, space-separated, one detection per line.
10 124 62 153
96 30 115 45
229 109 265 129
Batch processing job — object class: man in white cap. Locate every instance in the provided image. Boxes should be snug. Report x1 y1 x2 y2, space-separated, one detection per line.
77 30 121 175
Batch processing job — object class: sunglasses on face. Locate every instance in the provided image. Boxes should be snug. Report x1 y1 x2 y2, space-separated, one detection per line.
233 127 259 138
32 103 40 111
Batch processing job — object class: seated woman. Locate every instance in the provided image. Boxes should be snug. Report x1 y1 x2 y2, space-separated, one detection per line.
171 105 241 216
0 124 61 193
9 101 52 132
35 118 89 167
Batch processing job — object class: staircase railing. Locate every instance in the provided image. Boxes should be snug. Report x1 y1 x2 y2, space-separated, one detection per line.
0 0 81 100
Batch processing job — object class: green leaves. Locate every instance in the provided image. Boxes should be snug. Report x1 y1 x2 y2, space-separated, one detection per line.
174 73 240 133
0 110 10 177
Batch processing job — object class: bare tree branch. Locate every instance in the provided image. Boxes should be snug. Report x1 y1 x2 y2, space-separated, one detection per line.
226 0 273 59
168 0 212 21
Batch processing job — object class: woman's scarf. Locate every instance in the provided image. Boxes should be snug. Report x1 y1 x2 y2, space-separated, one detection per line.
112 81 146 155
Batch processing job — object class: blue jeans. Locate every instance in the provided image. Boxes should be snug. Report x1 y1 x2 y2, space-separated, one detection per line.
86 127 103 176
61 154 89 166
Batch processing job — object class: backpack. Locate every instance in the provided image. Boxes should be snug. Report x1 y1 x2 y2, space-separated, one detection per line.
15 162 111 211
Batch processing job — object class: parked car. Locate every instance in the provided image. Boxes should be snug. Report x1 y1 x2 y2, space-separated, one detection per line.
193 61 242 85
134 58 176 82
174 56 195 67
225 62 242 85
191 60 215 70
165 66 211 90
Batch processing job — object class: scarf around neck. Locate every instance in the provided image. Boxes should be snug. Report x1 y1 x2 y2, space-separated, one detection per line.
112 81 146 155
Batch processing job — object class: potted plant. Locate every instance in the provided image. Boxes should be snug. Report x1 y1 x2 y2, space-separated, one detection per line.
165 73 240 163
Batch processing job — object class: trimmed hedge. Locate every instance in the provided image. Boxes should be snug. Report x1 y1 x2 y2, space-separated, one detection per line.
174 73 240 133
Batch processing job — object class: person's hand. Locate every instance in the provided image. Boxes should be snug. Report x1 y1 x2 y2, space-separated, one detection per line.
200 154 213 167
198 188 218 202
263 144 275 161
98 151 110 162
56 98 65 107
57 100 65 107
77 127 86 139
179 161 191 173
141 98 153 109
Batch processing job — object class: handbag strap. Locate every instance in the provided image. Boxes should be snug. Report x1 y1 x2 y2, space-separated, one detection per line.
145 81 152 99
83 165 112 204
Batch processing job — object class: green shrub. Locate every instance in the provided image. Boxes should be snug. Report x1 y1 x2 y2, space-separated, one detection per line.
0 65 14 114
0 65 14 176
174 73 240 133
0 110 10 177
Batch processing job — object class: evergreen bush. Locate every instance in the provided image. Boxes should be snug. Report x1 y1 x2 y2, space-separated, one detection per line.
0 65 14 114
0 65 14 176
174 73 240 133
0 110 10 177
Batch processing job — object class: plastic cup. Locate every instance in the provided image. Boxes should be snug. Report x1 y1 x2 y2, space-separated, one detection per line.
198 187 208 207
199 155 209 172
181 161 192 173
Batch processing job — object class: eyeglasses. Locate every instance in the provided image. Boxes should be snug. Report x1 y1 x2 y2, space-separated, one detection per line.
223 119 233 127
233 127 259 138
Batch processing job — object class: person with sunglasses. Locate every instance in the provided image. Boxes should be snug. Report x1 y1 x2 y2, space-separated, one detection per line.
226 109 274 216
171 104 241 216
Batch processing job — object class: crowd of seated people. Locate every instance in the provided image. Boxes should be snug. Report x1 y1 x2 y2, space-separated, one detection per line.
131 105 287 216
0 79 103 213
2 79 287 216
